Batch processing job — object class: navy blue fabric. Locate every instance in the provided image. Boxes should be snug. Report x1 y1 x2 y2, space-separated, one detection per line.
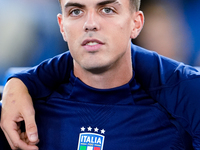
1 43 200 149
131 44 200 147
34 72 191 149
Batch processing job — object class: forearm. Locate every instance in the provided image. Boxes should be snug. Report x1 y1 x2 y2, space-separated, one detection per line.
1 78 39 149
1 78 33 125
3 78 29 102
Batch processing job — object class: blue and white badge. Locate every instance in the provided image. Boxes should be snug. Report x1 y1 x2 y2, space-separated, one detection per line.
77 127 105 150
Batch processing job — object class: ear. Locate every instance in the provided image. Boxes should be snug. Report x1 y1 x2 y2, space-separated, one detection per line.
57 13 68 42
130 11 145 39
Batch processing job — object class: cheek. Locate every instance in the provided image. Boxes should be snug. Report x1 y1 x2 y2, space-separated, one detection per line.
112 18 132 37
110 22 131 44
65 29 81 52
63 22 80 42
66 21 87 50
108 25 131 55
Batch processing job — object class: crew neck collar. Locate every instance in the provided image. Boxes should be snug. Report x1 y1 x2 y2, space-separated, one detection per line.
68 71 138 105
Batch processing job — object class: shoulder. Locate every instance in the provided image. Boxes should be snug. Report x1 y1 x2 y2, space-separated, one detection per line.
131 43 200 90
44 51 72 65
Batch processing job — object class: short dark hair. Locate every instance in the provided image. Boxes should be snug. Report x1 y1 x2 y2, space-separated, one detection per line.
130 0 141 11
58 0 141 11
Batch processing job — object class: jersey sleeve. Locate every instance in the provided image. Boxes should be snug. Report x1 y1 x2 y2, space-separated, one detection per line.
132 44 200 148
9 51 73 99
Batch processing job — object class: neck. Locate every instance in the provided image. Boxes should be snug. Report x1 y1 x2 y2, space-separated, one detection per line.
73 46 133 89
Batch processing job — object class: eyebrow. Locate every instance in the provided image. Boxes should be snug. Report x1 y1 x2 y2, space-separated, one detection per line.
64 2 85 9
97 0 120 6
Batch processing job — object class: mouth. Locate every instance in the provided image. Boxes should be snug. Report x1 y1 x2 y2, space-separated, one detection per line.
81 39 104 46
81 39 104 51
85 41 99 46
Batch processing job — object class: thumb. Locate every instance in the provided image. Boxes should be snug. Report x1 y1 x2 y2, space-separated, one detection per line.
23 109 39 143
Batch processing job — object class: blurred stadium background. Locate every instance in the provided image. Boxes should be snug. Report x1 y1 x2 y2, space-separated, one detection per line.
0 0 200 97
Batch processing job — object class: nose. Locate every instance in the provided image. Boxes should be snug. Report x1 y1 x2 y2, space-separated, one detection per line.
83 10 100 32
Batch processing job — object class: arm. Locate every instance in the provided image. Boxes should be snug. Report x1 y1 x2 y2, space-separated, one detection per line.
1 78 39 149
0 51 73 149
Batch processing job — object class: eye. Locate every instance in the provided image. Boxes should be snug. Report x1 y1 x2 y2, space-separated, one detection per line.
102 7 115 14
69 9 83 17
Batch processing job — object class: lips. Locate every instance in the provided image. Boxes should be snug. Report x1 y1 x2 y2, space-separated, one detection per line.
81 39 105 51
86 41 99 46
81 39 104 51
81 39 104 46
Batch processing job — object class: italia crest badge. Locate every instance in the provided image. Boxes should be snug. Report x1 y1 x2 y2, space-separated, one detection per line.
77 126 105 150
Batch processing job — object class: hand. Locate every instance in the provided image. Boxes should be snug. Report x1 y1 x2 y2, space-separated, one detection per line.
0 78 39 149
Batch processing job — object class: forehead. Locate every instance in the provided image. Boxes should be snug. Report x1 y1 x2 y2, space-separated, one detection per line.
60 0 129 8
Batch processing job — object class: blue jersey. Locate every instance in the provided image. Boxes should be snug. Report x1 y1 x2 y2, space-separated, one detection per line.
32 71 192 149
1 43 200 149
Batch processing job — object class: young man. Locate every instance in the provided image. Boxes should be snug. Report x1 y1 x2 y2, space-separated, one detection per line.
1 0 200 149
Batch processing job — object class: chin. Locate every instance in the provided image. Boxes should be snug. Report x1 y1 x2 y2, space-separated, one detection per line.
84 64 110 74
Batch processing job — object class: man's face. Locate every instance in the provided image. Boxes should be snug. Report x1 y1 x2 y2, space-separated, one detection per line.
58 0 139 73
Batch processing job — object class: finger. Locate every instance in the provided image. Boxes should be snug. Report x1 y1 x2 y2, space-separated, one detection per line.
2 121 39 150
20 132 25 142
29 138 40 146
2 129 15 149
1 119 20 149
16 138 39 150
7 131 39 149
22 108 39 143
17 122 22 135
21 132 39 146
